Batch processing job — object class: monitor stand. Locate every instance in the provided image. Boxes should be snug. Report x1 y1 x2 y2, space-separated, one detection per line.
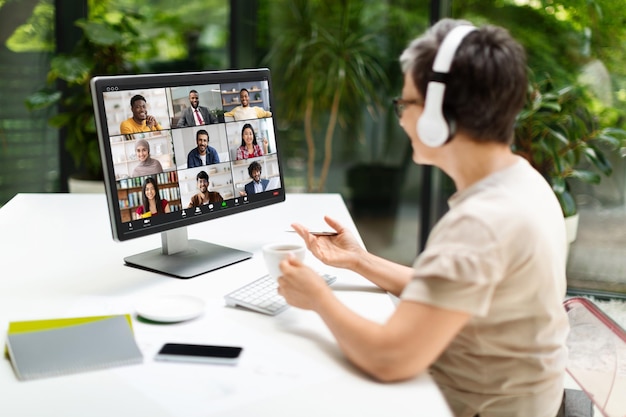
124 227 252 279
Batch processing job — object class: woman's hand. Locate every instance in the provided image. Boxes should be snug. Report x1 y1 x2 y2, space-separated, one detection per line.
291 216 365 270
277 257 333 311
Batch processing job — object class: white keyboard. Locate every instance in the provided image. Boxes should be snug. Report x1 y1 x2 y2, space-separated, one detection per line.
224 273 337 315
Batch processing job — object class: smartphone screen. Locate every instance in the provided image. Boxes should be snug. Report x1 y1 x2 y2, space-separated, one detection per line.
155 343 243 365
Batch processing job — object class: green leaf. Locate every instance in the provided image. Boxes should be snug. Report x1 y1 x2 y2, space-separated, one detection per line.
545 127 570 146
602 127 626 137
48 113 73 129
78 21 125 46
24 90 62 110
49 55 92 84
552 177 566 194
538 101 561 112
557 191 577 217
84 114 97 134
584 145 612 176
569 169 601 184
596 129 626 148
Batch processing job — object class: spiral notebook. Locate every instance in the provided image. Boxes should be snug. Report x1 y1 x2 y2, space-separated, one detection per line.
5 314 143 381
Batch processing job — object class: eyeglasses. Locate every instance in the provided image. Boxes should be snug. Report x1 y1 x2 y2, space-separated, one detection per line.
392 97 422 118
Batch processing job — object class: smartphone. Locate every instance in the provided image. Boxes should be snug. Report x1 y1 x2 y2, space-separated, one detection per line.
155 343 243 365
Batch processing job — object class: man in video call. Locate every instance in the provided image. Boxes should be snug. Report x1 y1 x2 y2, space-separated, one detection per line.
177 89 217 127
120 94 162 134
224 88 272 121
241 160 269 196
188 170 223 207
187 129 220 168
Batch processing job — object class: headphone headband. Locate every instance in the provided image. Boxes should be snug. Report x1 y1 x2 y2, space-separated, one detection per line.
417 25 477 148
432 25 477 73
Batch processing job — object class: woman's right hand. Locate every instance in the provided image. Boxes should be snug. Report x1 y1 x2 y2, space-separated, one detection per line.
290 216 365 270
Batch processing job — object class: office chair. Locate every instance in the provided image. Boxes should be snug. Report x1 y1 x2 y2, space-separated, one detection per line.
561 297 626 417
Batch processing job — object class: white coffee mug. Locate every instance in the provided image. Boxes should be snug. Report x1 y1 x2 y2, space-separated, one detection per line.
262 242 306 279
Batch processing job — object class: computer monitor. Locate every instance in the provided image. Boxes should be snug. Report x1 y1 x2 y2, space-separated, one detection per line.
90 68 285 278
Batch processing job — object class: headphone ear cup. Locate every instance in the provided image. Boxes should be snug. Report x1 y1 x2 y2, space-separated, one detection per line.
417 82 450 148
416 24 476 148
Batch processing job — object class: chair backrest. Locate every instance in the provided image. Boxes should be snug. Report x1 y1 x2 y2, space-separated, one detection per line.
564 297 626 417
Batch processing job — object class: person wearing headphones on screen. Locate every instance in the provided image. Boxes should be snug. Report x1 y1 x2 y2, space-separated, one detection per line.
277 19 568 417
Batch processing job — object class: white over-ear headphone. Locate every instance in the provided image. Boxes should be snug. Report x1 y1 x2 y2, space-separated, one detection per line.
417 25 477 147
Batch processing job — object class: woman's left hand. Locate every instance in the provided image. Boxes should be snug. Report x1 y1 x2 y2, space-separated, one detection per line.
277 257 332 311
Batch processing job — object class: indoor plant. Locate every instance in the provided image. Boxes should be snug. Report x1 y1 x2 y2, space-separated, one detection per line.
24 11 166 184
513 76 626 218
265 0 387 192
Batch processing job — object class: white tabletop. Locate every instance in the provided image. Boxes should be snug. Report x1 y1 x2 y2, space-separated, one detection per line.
0 193 452 417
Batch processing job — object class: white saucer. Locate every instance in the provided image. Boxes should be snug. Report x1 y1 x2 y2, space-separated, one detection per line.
135 295 205 323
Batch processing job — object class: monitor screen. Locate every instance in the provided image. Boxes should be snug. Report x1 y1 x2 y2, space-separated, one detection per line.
90 68 285 278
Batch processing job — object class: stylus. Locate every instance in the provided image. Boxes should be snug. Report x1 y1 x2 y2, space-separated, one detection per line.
286 231 338 236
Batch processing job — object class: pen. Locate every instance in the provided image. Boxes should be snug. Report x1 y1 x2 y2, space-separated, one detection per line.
286 230 338 236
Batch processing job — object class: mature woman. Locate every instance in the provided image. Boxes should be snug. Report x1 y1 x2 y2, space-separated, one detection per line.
132 139 163 177
277 19 568 417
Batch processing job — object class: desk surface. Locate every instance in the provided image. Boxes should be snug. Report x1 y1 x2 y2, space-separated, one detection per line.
0 193 452 417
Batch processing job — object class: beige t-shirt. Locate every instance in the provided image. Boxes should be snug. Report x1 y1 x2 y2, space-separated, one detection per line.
401 158 569 417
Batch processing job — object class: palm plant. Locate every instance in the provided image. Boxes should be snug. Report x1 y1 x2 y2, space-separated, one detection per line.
513 76 626 217
266 0 387 192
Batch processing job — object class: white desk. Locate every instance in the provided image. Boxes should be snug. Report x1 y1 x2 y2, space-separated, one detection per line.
0 193 452 417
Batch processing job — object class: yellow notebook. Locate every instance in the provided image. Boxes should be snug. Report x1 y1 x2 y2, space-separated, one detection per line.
5 314 143 381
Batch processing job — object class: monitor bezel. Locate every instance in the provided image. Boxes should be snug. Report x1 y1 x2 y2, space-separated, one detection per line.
90 68 286 242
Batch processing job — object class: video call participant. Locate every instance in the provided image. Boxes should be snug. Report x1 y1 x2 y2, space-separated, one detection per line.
235 123 268 160
188 170 223 207
240 161 269 196
136 176 170 218
187 129 220 168
176 89 217 127
131 139 164 177
277 19 569 417
224 88 272 121
120 94 162 134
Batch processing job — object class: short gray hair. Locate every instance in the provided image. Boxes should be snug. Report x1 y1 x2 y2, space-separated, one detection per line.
400 18 527 144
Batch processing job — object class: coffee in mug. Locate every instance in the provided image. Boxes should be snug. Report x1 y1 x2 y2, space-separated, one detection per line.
262 242 306 279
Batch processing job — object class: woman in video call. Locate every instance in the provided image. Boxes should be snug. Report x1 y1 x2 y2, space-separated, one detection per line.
235 123 268 160
135 176 170 219
277 19 569 417
132 139 164 177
